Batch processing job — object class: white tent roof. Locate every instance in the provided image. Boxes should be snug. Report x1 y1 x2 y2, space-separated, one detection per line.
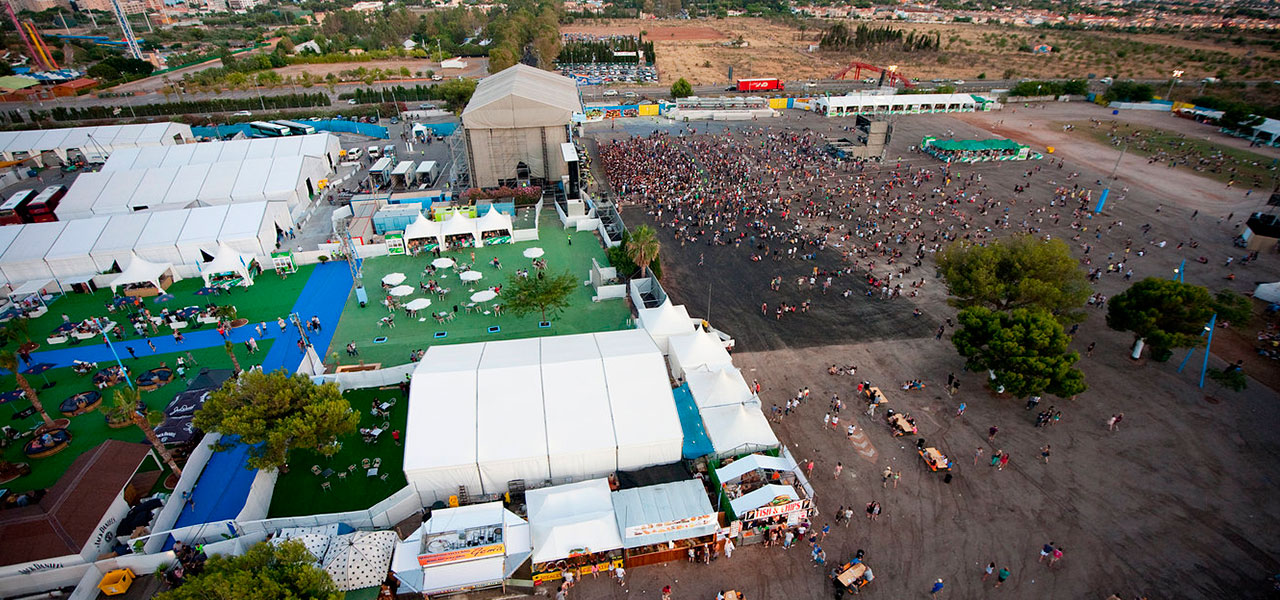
166 164 213 208
462 64 582 130
637 300 694 353
476 207 513 234
476 338 549 491
231 157 274 203
596 329 684 471
0 221 66 283
133 208 190 264
541 335 618 483
45 216 110 279
1255 282 1280 304
0 225 23 283
90 212 151 272
109 254 175 292
57 171 113 220
526 479 622 563
177 205 231 263
441 212 478 238
700 403 779 458
612 479 717 549
685 366 756 409
714 453 795 484
404 343 485 501
128 166 182 210
668 330 733 378
105 133 338 171
159 144 197 168
0 123 190 160
196 162 238 204
201 243 256 284
404 213 442 243
728 483 798 517
93 170 147 215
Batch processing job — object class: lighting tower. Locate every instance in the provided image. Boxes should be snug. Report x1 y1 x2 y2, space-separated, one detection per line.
107 0 144 61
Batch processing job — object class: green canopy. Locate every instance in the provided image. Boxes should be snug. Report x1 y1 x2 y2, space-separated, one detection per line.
929 138 1024 151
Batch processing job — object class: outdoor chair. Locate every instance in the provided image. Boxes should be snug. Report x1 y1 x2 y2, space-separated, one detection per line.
362 458 371 469
389 399 397 406
381 421 390 430
347 464 357 472
373 457 382 468
312 465 321 475
321 481 331 491
338 472 347 481
380 473 388 482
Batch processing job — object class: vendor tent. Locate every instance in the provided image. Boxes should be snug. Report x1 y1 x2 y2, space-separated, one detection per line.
596 329 683 471
667 330 733 379
45 217 110 281
0 221 66 283
176 205 231 265
476 207 513 235
611 480 717 549
109 254 178 292
90 213 151 272
685 366 756 410
476 338 549 492
637 300 694 354
200 244 257 287
526 479 622 564
133 209 191 265
728 483 797 518
404 343 485 504
1255 282 1280 304
391 502 532 596
442 212 479 242
714 453 795 485
700 403 779 458
541 335 618 483
404 213 443 247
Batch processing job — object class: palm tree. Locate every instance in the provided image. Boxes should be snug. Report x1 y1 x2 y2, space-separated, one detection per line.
114 387 182 478
625 225 661 279
224 341 241 374
0 350 53 428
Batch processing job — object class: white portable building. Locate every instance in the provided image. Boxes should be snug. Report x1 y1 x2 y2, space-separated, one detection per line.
0 221 66 283
133 209 190 265
596 329 684 471
390 502 532 596
45 217 110 281
404 343 485 505
541 335 618 484
700 403 779 458
90 212 151 272
612 480 718 550
476 338 550 492
176 205 231 265
667 330 733 379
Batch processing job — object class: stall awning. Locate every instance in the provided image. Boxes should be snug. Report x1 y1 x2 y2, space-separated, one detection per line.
422 556 506 594
729 483 798 517
714 453 795 484
612 480 717 549
109 255 175 292
8 279 53 298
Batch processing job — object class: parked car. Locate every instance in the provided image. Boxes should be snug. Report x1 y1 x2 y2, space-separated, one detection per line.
431 74 443 81
602 89 618 97
232 110 252 116
348 99 358 105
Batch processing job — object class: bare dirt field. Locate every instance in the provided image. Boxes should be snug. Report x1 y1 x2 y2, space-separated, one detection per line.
578 103 1280 599
271 57 490 80
561 18 1280 84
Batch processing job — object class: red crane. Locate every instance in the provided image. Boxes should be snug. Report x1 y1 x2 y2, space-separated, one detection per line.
830 61 916 88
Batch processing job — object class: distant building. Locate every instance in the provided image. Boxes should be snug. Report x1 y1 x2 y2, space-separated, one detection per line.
441 57 467 69
403 39 418 50
13 0 68 11
293 39 322 54
227 0 260 9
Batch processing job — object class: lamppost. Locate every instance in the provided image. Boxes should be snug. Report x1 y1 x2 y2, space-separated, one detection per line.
1166 69 1184 102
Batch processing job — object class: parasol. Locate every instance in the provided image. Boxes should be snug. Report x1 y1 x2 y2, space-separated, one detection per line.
523 247 545 259
460 271 483 282
381 273 406 286
388 286 414 297
404 298 432 311
431 257 455 269
21 362 56 389
470 290 497 303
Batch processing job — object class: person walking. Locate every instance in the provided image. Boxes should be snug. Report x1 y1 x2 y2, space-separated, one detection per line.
982 562 996 581
147 339 156 353
1049 547 1063 568
126 346 137 359
806 459 815 478
1040 542 1055 562
866 501 880 521
661 584 672 600
974 447 984 465
995 567 1011 588
988 425 999 442
1111 413 1124 431
956 402 966 417
614 565 626 587
833 462 843 479
930 579 945 597
1041 444 1051 464
723 537 734 559
881 466 893 488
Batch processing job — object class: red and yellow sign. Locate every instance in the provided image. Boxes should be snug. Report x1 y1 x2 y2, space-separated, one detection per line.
747 499 807 520
417 543 504 567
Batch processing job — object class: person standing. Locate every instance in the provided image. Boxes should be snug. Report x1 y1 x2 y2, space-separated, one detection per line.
995 567 1011 588
806 459 815 479
956 402 966 417
1040 542 1055 562
988 425 999 442
974 447 984 465
1049 547 1063 568
982 562 995 581
614 565 626 587
1041 444 1051 464
833 462 843 479
998 453 1010 471
661 584 671 600
723 537 734 559
930 578 945 597
1112 413 1123 431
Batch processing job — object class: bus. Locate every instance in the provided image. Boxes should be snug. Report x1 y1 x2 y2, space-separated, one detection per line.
248 121 292 137
23 185 65 222
0 189 35 225
273 120 316 136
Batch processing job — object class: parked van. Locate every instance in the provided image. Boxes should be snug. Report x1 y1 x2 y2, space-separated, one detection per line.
367 145 381 159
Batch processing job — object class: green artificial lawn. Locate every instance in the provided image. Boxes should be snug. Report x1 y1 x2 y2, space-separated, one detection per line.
0 264 314 355
1 340 270 495
329 212 632 367
266 388 409 518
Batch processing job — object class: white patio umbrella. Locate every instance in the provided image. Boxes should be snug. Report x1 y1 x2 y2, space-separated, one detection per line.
470 290 497 303
432 257 455 269
381 272 406 286
404 298 432 311
388 285 414 297
321 530 398 592
523 247 545 259
460 271 483 282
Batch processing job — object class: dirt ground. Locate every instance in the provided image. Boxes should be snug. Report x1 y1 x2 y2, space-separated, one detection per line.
560 18 1280 84
271 57 490 80
577 103 1280 599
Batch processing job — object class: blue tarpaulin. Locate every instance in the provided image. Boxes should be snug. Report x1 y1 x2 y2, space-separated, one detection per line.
192 119 389 140
673 383 714 459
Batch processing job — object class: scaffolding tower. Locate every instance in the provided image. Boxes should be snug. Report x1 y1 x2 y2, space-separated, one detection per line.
447 127 470 191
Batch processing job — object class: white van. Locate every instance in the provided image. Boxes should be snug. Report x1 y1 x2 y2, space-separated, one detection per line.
602 89 618 97
345 147 362 161
367 145 381 159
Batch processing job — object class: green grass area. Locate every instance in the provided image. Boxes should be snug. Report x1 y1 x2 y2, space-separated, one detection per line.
1 264 314 355
1064 120 1277 189
266 388 408 518
329 212 632 368
1 340 270 494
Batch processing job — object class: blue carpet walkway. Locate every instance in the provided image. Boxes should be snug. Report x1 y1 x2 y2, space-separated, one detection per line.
673 383 714 459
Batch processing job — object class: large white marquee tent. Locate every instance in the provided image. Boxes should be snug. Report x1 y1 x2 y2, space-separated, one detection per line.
526 479 623 564
403 330 683 504
102 133 340 172
637 300 694 354
667 329 733 379
0 122 192 162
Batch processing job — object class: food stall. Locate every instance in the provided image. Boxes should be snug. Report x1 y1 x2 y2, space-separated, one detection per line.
389 501 532 596
713 451 814 546
612 479 719 568
108 255 179 298
527 479 624 585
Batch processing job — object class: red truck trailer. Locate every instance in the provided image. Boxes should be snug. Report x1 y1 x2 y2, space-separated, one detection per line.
734 78 784 92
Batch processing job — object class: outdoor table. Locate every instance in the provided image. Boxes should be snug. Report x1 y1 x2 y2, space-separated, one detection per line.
379 402 391 411
837 563 867 587
367 468 379 478
889 414 915 435
724 592 740 600
322 468 335 478
924 448 947 466
370 427 384 437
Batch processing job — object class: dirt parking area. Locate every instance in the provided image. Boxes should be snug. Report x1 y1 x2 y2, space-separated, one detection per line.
271 57 490 80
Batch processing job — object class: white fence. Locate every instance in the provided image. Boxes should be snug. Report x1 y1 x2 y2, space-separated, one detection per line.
313 361 415 392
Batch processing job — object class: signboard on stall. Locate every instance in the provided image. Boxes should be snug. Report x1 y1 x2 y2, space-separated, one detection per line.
417 543 505 567
386 233 405 255
625 513 717 539
744 497 808 521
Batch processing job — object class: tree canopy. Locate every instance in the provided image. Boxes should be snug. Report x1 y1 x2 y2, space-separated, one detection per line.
952 306 1086 399
1211 289 1253 326
193 370 358 471
625 225 661 279
1106 278 1215 354
937 235 1091 323
500 270 577 322
155 540 339 600
670 78 693 99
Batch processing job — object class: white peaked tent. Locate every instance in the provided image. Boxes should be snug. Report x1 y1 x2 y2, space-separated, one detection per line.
404 343 485 504
526 479 622 564
44 217 110 280
541 335 619 483
1255 282 1280 304
685 366 756 410
476 207 513 236
475 338 549 492
637 300 694 354
729 484 798 518
668 330 733 379
700 403 779 458
404 213 443 247
109 255 180 292
321 530 399 592
441 212 479 243
200 244 257 287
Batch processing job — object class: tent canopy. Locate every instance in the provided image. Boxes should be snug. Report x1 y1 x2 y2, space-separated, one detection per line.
442 212 479 238
612 479 716 549
728 483 798 517
714 453 795 484
109 255 177 292
700 403 779 458
476 207 513 234
1255 282 1280 304
200 244 257 286
404 213 442 244
526 479 622 563
685 366 755 410
462 64 583 130
928 138 1023 151
668 330 733 378
638 301 694 352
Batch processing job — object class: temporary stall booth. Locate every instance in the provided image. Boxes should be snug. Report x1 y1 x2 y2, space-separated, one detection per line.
199 244 259 288
441 212 479 249
685 366 756 410
132 209 191 266
667 330 733 380
0 221 66 284
390 502 532 596
713 453 813 541
700 403 780 458
527 479 624 585
403 213 443 254
44 217 110 282
477 207 514 245
729 484 811 532
637 300 695 354
109 254 180 296
612 479 719 568
176 205 231 265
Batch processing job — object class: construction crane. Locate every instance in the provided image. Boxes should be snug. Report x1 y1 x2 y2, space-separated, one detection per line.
106 0 143 61
830 61 916 88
